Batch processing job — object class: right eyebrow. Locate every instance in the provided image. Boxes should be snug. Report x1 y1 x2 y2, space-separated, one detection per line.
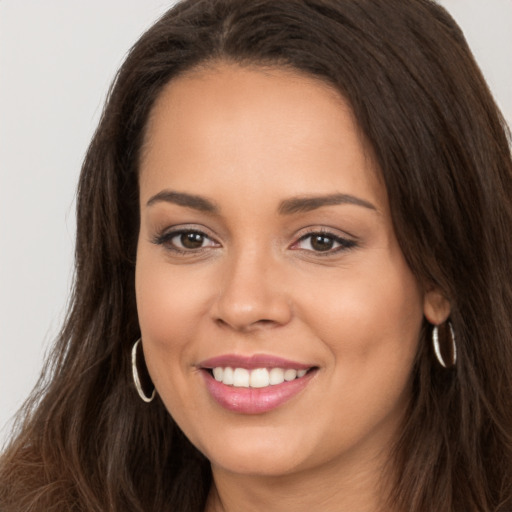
278 193 378 215
146 190 219 214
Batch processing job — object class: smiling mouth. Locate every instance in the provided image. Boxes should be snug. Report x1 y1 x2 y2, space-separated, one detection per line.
205 366 316 388
198 354 319 413
200 365 318 414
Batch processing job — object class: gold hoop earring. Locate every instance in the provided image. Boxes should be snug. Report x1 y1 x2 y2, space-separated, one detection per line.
432 321 457 368
131 338 156 403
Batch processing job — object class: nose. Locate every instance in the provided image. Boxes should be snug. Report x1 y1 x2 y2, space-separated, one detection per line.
211 248 293 332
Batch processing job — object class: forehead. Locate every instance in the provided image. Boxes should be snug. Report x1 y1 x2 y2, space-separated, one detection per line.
139 62 386 211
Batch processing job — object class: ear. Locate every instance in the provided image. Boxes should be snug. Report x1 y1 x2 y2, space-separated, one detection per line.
423 288 451 325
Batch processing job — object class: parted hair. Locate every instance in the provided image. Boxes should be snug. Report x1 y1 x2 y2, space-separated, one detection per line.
1 1 511 511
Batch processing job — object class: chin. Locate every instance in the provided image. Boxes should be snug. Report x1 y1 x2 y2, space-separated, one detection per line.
209 450 306 477
193 424 314 477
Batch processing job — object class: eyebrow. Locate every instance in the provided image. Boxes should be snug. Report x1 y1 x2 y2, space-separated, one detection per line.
278 193 377 215
146 190 377 215
146 190 219 213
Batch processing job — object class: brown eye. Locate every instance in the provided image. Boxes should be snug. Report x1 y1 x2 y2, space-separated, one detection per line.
310 235 335 251
293 231 357 254
180 232 206 249
153 229 219 253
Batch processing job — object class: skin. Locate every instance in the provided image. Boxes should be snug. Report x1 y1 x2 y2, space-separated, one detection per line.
136 62 450 512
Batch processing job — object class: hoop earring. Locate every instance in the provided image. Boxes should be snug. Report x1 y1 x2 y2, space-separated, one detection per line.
432 321 457 368
132 338 156 403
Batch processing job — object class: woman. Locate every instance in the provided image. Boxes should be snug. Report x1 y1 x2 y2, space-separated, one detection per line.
1 0 511 510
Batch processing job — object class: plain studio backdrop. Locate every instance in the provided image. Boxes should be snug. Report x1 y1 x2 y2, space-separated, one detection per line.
1 0 511 444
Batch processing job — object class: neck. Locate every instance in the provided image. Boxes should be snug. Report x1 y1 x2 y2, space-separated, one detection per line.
205 447 396 512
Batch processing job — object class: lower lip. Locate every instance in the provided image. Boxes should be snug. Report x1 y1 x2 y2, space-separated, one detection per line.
202 370 316 414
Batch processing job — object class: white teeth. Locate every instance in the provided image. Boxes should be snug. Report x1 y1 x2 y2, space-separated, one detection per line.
284 369 297 381
223 367 234 385
211 366 309 388
250 368 270 388
233 368 250 387
269 367 285 385
213 367 224 382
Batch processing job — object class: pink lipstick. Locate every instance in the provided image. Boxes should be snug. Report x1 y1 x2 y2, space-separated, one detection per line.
198 354 317 414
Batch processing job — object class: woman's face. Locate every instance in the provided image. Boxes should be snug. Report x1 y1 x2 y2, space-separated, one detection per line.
136 63 439 478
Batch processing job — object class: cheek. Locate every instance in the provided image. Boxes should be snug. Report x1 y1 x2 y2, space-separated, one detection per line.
137 265 186 344
135 248 211 388
136 241 213 327
297 256 423 448
297 247 424 379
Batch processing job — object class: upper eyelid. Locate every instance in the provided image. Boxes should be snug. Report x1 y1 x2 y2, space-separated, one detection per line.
151 225 221 248
293 226 357 242
170 229 217 240
158 224 218 239
293 231 354 246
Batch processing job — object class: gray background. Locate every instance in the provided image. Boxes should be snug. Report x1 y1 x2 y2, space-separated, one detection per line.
1 0 511 444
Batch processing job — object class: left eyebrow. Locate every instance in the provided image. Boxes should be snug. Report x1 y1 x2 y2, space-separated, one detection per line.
278 193 378 215
146 190 219 214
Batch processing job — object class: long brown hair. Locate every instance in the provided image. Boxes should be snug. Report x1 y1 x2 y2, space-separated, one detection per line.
1 1 511 510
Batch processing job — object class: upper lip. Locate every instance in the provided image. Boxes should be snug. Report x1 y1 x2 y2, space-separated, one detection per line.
198 354 314 370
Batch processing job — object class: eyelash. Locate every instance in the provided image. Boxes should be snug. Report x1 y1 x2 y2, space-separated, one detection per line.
152 228 357 256
152 229 219 255
292 230 357 255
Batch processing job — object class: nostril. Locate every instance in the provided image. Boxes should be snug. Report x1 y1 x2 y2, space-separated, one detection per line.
214 317 278 331
216 318 279 333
